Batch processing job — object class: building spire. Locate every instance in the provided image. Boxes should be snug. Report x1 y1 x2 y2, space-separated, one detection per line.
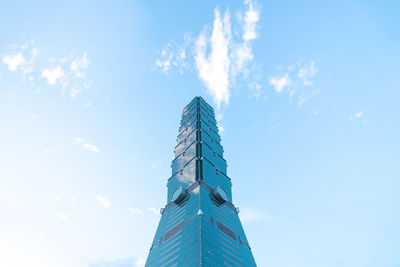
145 97 256 266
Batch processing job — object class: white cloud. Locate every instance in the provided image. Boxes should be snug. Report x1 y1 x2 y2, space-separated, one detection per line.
243 0 260 41
195 9 232 109
194 0 260 108
73 137 100 153
42 65 64 85
349 111 363 120
71 196 77 202
231 0 259 77
148 207 159 215
128 207 144 215
3 41 92 100
269 73 291 93
298 61 317 86
55 212 68 220
83 143 99 153
248 81 263 98
156 1 260 109
155 34 192 74
70 53 89 78
268 61 319 108
96 196 111 209
3 42 37 79
155 49 173 74
3 53 25 71
32 114 38 119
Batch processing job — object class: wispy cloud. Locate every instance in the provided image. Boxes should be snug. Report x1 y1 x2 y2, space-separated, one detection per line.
148 207 159 215
194 0 260 109
298 61 317 86
269 61 319 107
231 0 260 76
155 0 260 109
349 111 363 120
128 207 143 215
155 34 191 74
154 1 320 112
42 65 64 85
44 54 92 98
73 137 100 153
3 52 25 71
96 196 111 209
70 53 89 78
269 73 291 93
2 41 38 79
194 8 232 109
156 49 172 73
83 144 99 153
2 41 92 99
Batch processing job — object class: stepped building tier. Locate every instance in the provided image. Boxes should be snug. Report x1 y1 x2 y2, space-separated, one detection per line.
145 96 257 266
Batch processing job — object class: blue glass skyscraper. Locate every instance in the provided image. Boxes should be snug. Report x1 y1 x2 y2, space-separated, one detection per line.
145 97 257 266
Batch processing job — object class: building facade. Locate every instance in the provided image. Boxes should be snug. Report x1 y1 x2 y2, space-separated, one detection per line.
145 97 257 266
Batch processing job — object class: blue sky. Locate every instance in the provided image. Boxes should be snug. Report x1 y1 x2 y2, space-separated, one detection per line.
1 0 399 266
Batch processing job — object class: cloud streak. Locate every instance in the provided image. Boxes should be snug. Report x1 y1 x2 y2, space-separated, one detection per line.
96 196 111 209
73 138 100 153
195 9 232 108
194 0 260 108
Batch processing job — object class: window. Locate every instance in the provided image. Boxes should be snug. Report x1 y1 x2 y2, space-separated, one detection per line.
217 220 236 241
165 220 184 242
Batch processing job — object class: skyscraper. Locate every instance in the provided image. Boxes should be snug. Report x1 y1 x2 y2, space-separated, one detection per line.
145 97 257 266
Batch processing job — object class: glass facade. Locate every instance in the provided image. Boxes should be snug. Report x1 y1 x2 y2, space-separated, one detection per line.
145 97 257 266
